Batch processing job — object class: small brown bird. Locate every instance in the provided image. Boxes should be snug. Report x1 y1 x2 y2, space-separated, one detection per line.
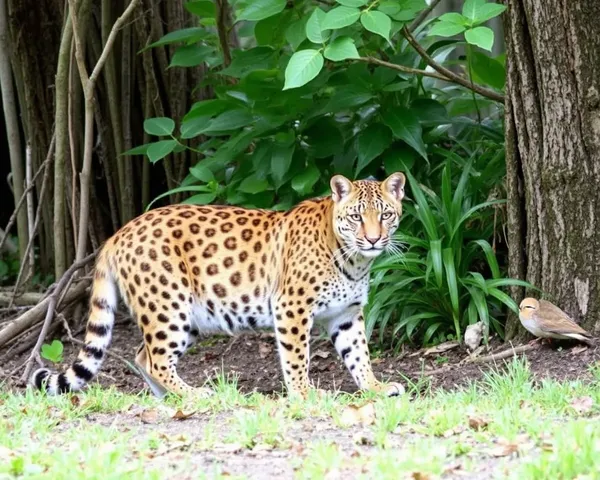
518 298 595 346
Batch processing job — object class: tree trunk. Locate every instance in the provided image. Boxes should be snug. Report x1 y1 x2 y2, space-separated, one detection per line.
505 0 600 339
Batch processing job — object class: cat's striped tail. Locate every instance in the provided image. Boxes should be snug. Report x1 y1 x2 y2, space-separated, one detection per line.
31 249 118 394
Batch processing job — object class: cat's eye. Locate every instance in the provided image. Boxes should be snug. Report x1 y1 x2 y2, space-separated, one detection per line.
381 211 393 220
349 213 362 222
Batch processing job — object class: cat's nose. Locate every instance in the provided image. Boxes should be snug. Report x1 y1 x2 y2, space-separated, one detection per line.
365 235 381 246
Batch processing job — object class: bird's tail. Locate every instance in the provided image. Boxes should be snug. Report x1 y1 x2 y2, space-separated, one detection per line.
31 249 118 394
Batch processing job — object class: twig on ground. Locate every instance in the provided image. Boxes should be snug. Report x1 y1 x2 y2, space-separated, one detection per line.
466 344 537 364
18 253 97 382
401 26 504 103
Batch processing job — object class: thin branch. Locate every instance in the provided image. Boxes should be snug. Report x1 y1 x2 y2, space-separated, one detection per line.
25 144 35 274
467 344 537 364
357 56 451 83
19 253 96 382
409 0 444 32
69 0 141 262
0 134 55 254
9 139 56 305
401 26 504 103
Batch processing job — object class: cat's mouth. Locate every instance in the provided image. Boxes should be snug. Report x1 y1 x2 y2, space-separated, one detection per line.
359 247 384 258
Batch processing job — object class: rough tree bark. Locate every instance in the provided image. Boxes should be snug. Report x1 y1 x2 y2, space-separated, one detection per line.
504 0 600 338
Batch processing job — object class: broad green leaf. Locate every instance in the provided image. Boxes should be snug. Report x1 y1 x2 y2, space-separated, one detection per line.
473 3 506 24
146 185 214 210
306 7 330 44
189 164 215 183
254 10 293 46
381 108 428 160
324 36 359 61
336 0 367 6
465 26 494 51
360 11 391 41
170 45 214 67
180 116 211 139
411 99 450 125
303 118 344 158
144 117 175 136
389 0 427 20
185 1 216 17
283 49 324 90
325 84 373 112
438 12 468 25
183 99 229 122
470 51 505 90
462 0 486 21
182 192 217 205
286 17 308 50
291 164 320 195
271 143 295 187
220 47 276 78
203 109 254 134
121 143 151 156
146 27 207 49
237 0 286 22
322 6 361 30
356 124 392 174
239 174 270 194
429 21 466 37
146 140 177 163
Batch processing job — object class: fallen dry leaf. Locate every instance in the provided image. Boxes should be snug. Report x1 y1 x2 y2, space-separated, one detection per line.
570 345 588 355
424 341 460 356
442 425 465 438
468 415 489 431
213 442 244 453
139 408 159 424
312 350 331 360
69 395 81 408
488 443 518 457
411 472 432 480
172 409 196 421
570 396 594 415
258 342 273 359
339 402 376 427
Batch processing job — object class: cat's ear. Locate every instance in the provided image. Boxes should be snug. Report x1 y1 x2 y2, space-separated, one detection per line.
382 172 405 201
330 175 353 203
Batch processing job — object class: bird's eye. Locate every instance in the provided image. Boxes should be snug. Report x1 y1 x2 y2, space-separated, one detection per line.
349 213 362 222
381 211 393 220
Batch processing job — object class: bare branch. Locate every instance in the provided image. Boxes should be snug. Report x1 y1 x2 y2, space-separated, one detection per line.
19 253 96 382
0 134 55 254
68 0 141 262
357 56 451 83
402 26 504 103
409 0 444 32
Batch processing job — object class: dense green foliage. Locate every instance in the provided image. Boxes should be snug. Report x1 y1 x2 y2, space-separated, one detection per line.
125 0 525 345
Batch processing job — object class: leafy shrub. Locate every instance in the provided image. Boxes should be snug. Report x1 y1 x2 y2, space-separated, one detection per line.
124 0 515 345
366 150 531 346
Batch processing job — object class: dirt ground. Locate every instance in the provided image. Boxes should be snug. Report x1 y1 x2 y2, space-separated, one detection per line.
2 317 600 479
3 315 599 395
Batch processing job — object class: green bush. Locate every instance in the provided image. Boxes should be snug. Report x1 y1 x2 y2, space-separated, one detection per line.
366 151 531 347
125 0 518 345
